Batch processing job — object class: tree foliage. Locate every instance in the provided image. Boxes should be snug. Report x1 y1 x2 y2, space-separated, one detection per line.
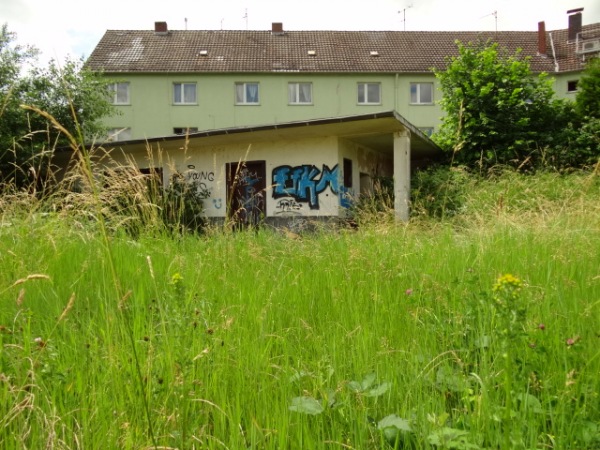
434 41 572 171
576 57 600 119
0 24 115 186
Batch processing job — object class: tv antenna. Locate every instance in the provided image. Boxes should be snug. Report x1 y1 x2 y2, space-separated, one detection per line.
481 10 498 32
184 17 188 30
243 8 248 30
398 4 413 31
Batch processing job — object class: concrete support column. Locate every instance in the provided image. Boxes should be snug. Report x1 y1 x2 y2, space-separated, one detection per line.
393 129 411 221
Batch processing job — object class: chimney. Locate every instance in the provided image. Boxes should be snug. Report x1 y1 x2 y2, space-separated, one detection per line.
154 21 169 35
567 8 583 41
271 22 284 35
538 21 547 55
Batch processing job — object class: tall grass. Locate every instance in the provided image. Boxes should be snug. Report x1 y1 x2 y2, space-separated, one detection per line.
0 163 599 448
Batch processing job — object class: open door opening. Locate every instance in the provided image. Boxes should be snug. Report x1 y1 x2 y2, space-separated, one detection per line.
226 160 267 228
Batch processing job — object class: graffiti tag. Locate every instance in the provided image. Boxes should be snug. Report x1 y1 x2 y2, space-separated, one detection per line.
272 164 339 210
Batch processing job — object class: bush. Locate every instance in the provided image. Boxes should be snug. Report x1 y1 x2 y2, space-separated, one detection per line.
411 165 472 219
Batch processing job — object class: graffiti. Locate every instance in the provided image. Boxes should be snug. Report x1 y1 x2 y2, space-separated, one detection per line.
275 198 303 215
339 186 353 209
185 165 215 193
272 164 339 210
212 198 223 209
231 166 264 226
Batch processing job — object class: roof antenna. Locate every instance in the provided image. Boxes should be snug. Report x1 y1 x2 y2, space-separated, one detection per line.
398 4 413 31
481 11 498 33
243 8 248 30
184 17 188 30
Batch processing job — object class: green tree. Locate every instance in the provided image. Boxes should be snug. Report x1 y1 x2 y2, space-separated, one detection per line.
575 57 600 119
0 24 115 186
434 41 568 172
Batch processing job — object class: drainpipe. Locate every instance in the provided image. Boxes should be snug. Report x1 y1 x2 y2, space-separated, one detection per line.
549 32 559 72
394 73 399 112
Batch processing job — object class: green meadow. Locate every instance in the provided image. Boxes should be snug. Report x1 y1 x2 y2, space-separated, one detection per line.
0 169 599 449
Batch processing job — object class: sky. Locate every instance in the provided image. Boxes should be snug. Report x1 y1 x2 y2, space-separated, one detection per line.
2 0 600 66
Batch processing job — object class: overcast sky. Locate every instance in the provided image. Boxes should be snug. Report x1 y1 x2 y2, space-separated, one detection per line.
3 0 600 66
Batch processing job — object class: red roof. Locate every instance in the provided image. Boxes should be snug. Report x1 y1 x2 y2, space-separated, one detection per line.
86 25 599 74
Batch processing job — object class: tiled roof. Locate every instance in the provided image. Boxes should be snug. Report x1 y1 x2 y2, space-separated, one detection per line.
86 25 599 74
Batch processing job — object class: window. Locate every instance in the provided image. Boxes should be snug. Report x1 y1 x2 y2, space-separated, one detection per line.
418 127 434 137
173 83 197 104
410 83 434 104
288 82 313 104
106 127 132 142
173 127 199 135
108 82 130 104
567 80 578 93
357 83 381 105
235 82 260 104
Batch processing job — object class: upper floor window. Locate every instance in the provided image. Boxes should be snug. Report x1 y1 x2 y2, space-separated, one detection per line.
410 82 434 104
235 82 260 104
173 83 197 104
567 80 578 93
108 82 130 105
106 127 132 142
173 127 199 135
418 127 434 137
357 82 381 105
288 82 313 104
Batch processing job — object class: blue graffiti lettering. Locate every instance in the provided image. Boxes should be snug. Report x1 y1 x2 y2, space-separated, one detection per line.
272 164 339 210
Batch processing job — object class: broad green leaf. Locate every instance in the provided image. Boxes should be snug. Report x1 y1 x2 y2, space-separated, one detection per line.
365 382 391 397
288 396 324 415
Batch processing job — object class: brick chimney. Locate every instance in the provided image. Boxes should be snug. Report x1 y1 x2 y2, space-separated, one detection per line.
567 8 583 41
271 22 284 35
154 21 168 34
538 21 547 55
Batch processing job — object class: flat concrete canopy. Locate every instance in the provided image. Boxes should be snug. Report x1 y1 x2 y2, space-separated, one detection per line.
103 110 442 165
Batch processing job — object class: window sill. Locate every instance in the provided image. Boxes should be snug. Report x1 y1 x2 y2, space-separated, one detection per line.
409 102 435 106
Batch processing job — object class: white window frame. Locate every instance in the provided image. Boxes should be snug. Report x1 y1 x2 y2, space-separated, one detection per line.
418 127 434 137
235 82 260 105
173 82 197 105
357 82 381 105
108 82 130 105
106 127 132 142
410 82 434 105
288 82 313 105
173 127 199 135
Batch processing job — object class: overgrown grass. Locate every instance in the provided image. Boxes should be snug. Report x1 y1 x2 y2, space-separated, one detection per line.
0 168 599 449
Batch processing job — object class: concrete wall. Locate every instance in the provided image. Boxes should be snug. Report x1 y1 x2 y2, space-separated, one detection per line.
111 135 355 221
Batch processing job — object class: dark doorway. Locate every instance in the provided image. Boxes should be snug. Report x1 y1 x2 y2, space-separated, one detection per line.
226 160 267 227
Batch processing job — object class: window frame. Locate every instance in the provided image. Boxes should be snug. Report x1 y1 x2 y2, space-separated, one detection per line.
235 82 260 105
173 127 199 135
288 82 313 105
357 82 381 105
108 82 130 105
106 127 132 142
418 127 434 138
173 82 198 105
410 82 434 105
567 80 579 93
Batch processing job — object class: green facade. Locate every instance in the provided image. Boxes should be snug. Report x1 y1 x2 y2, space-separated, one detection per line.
104 73 441 140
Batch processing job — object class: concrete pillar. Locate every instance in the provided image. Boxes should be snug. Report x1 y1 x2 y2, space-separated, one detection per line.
393 129 411 221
